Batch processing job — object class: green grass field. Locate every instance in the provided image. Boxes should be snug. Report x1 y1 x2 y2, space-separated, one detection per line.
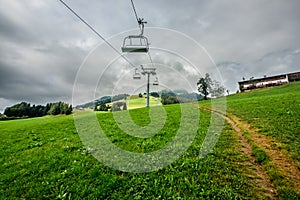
1 83 299 199
127 96 161 110
104 95 161 110
200 82 300 198
226 82 300 166
200 82 300 166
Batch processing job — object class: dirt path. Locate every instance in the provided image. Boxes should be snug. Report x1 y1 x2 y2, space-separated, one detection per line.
202 106 300 198
229 114 300 190
201 105 300 199
209 109 278 199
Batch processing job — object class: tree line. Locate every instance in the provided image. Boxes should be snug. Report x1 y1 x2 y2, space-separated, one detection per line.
3 101 72 119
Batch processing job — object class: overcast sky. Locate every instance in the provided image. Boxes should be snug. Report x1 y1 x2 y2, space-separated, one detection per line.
1 0 300 112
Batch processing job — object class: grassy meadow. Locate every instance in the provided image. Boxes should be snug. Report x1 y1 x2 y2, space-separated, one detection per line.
200 82 300 198
226 82 300 166
1 82 300 199
127 96 161 110
200 82 300 166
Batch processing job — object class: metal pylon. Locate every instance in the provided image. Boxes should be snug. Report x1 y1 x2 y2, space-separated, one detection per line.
140 65 156 108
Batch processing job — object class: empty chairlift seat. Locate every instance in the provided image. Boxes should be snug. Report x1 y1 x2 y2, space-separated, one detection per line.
133 68 141 79
122 35 149 53
153 77 159 85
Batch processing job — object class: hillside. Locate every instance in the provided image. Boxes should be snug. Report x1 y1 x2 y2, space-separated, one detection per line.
110 95 161 110
0 83 299 199
200 82 300 198
227 82 300 163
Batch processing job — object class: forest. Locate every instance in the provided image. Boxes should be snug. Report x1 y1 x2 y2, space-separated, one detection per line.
2 101 72 119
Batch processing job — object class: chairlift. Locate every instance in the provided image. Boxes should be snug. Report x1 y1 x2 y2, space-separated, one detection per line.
153 77 159 86
133 68 141 79
122 17 149 53
122 35 149 53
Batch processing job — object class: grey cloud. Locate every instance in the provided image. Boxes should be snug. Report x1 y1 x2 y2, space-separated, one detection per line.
216 61 245 92
252 48 300 76
173 62 184 72
1 0 300 111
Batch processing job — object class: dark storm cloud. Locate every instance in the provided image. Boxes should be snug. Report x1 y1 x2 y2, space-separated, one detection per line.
0 12 28 42
1 0 300 112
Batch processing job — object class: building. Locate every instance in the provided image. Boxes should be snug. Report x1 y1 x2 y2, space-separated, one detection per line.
238 71 300 92
288 71 300 82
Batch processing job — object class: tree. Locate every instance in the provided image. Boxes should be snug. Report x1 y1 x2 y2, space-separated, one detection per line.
48 102 61 115
161 93 179 105
45 103 52 114
197 73 226 99
197 73 212 100
4 102 31 117
65 105 73 115
35 105 47 116
123 103 127 110
48 102 72 115
150 92 159 98
210 80 226 98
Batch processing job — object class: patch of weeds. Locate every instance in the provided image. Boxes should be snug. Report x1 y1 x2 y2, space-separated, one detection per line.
277 187 300 200
63 145 79 152
28 142 44 149
252 146 299 199
251 144 269 164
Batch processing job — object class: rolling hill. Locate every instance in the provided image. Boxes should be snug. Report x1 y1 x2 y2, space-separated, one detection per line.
0 82 299 199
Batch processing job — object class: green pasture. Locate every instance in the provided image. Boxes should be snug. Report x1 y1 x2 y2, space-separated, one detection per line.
1 82 299 199
127 96 161 109
1 105 264 199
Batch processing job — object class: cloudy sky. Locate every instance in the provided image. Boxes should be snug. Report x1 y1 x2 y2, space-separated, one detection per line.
1 0 300 112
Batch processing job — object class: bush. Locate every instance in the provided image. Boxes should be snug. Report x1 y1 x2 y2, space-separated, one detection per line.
95 104 108 111
150 92 159 98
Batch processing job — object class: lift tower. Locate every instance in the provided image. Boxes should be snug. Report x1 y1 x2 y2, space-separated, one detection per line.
140 65 156 108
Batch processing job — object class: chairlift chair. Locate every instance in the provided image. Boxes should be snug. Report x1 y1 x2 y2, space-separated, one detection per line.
122 35 149 53
133 68 141 79
153 77 159 86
